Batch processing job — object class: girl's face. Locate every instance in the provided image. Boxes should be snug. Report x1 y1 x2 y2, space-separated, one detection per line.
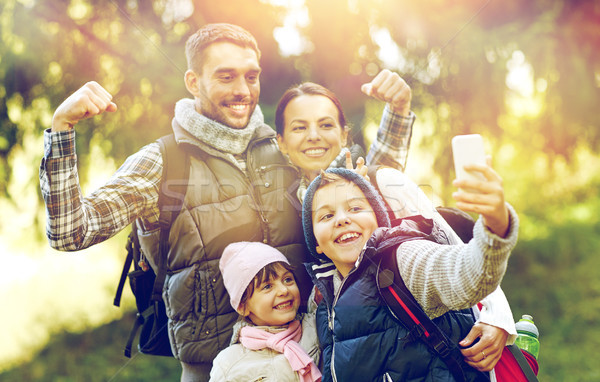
312 181 378 277
277 95 348 181
239 264 301 326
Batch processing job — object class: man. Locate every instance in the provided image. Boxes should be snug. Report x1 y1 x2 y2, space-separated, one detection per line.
40 23 309 381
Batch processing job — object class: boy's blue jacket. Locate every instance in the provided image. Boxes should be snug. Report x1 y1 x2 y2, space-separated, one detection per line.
305 218 490 382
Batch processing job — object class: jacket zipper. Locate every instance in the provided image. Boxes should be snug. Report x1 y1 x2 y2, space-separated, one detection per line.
245 136 272 243
329 264 360 382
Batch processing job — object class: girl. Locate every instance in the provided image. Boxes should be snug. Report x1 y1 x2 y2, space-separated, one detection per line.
210 241 321 382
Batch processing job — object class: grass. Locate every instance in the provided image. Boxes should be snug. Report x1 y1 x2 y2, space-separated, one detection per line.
0 313 181 382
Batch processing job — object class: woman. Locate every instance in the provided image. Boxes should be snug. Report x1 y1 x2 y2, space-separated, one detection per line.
274 70 516 376
276 69 414 201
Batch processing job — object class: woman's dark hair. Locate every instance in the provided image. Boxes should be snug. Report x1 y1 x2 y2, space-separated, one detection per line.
275 82 348 136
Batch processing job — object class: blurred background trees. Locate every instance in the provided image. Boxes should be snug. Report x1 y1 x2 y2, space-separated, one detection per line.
1 0 599 380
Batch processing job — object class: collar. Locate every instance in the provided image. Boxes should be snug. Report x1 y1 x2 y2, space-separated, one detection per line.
174 98 265 155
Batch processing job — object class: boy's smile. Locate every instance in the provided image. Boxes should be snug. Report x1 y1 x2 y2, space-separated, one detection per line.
312 181 379 277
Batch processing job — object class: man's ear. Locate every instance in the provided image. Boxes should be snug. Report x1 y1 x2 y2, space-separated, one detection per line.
184 69 201 97
316 245 324 254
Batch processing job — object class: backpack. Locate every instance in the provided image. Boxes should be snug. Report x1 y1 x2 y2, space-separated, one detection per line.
376 214 539 382
113 134 190 358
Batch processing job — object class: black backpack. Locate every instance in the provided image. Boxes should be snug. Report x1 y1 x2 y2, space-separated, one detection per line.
113 134 190 358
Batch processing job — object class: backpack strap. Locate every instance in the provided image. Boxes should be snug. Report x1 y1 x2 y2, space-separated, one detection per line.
152 134 190 303
113 134 190 306
113 220 139 307
111 134 190 358
507 344 540 381
376 245 468 382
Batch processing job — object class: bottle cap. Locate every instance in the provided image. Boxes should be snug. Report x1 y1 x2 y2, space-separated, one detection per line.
516 314 539 337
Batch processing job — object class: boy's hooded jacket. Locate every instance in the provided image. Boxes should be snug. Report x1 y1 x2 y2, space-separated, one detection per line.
301 168 518 381
306 223 489 382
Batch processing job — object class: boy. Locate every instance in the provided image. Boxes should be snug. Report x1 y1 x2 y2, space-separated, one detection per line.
301 168 519 381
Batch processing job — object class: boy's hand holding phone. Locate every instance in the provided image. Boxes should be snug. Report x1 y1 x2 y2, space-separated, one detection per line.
452 135 509 238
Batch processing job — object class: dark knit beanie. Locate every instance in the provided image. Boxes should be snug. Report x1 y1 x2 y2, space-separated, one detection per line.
302 168 391 262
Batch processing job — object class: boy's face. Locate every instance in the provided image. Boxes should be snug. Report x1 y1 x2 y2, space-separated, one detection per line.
240 264 301 326
312 181 379 277
190 41 261 129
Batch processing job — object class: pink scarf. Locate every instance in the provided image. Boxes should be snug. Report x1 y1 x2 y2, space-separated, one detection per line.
240 320 322 382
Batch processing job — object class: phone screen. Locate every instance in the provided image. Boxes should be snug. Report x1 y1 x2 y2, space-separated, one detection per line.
452 134 486 192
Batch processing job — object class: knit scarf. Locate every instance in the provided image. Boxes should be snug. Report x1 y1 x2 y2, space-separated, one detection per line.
239 320 322 382
175 98 263 155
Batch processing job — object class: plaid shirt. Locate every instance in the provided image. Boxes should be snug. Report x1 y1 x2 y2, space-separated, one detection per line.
39 105 414 251
366 104 415 170
39 129 163 250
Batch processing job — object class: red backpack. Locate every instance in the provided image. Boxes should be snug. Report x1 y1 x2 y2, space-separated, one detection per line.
494 345 539 381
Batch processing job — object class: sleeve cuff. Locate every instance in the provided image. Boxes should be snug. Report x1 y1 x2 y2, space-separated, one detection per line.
475 203 519 248
44 128 76 158
475 287 518 345
381 105 416 134
384 103 416 121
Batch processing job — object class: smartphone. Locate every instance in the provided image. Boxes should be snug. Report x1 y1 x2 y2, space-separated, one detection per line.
452 134 486 192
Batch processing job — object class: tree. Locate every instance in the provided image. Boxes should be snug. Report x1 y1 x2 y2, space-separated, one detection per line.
2 0 600 379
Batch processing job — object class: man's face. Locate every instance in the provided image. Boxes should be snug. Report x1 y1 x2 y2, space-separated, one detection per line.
312 181 379 277
194 42 261 129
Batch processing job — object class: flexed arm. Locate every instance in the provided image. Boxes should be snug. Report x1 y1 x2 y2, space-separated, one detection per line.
41 82 160 251
361 69 412 116
362 70 415 170
52 81 117 132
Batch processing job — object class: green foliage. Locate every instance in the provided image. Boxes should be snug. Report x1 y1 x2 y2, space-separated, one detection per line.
2 0 600 380
0 314 180 382
502 212 600 381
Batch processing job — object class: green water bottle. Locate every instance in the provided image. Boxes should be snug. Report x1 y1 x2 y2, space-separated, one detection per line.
515 314 540 359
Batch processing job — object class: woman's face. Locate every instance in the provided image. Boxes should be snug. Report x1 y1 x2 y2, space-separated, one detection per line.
277 94 348 181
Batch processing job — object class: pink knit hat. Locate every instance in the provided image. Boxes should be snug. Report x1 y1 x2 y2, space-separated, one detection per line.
220 241 290 311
